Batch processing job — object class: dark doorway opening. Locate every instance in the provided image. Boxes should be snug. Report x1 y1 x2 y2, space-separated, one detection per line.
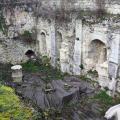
25 50 35 58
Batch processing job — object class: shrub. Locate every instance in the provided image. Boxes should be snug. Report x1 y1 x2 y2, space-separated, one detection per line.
87 69 98 77
42 56 51 66
79 64 84 70
0 85 33 120
22 60 39 72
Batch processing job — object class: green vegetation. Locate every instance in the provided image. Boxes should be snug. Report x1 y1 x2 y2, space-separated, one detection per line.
79 64 84 70
22 30 32 38
22 60 39 73
94 90 113 106
41 56 51 66
79 75 91 81
87 69 98 77
0 85 33 120
22 58 64 83
92 90 120 114
32 108 62 120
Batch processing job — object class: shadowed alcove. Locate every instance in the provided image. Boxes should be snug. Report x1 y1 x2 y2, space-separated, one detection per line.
41 32 47 55
88 39 107 68
56 31 62 60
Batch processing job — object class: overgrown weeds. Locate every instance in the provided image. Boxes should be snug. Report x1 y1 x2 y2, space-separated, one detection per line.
22 57 64 83
92 90 120 115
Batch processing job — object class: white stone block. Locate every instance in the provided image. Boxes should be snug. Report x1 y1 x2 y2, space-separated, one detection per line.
11 65 23 83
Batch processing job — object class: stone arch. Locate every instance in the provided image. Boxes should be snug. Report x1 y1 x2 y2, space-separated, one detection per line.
41 31 47 55
56 31 62 60
88 39 107 67
25 50 35 59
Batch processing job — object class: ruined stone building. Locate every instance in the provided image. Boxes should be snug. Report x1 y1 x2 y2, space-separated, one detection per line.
0 0 120 92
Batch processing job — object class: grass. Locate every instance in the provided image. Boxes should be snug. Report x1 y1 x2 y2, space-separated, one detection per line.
22 59 64 83
0 85 33 120
93 90 113 106
92 90 120 115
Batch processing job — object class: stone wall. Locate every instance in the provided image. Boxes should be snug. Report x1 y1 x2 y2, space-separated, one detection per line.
0 0 120 93
40 0 120 14
0 4 36 64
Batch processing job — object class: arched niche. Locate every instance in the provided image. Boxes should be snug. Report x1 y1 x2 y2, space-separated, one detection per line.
25 50 35 58
41 31 47 55
56 31 62 60
88 39 107 67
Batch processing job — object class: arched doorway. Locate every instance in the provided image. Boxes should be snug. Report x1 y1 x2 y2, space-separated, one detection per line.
25 50 35 59
56 31 62 61
41 32 47 55
88 39 107 68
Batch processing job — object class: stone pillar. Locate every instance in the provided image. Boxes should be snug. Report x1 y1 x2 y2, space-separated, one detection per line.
72 19 82 75
107 62 118 97
11 65 23 83
96 61 109 88
60 42 70 73
109 33 120 65
50 23 56 67
108 32 120 95
108 77 117 97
